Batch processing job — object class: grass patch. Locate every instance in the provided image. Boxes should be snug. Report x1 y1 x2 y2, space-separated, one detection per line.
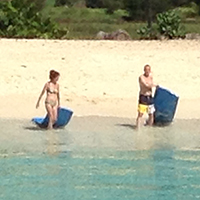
41 5 200 39
43 7 128 24
42 6 143 39
184 22 200 33
65 22 145 39
45 0 55 7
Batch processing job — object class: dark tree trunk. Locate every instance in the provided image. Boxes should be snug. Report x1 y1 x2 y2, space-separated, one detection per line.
147 0 152 29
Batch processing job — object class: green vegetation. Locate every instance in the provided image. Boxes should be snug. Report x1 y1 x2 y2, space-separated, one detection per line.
176 2 199 19
157 10 185 39
43 2 200 39
42 5 145 39
0 0 67 38
137 9 186 40
1 0 200 39
137 25 158 40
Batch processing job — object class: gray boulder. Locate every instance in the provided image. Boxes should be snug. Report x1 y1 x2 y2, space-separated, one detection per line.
96 29 131 40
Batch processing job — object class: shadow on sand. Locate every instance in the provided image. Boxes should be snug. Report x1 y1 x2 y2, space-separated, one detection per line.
24 126 65 131
23 126 45 131
116 124 137 130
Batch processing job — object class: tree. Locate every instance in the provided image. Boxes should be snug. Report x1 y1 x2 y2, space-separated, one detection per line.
123 0 192 21
27 0 46 11
85 0 104 8
103 0 124 14
54 0 73 7
123 0 146 21
0 0 67 39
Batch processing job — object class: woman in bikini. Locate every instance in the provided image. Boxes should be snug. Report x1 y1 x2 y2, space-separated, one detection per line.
36 70 60 129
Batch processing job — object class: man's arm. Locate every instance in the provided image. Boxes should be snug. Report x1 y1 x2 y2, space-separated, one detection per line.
139 76 153 89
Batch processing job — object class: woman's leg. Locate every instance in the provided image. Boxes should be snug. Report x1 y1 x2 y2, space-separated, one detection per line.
52 106 58 125
45 104 54 129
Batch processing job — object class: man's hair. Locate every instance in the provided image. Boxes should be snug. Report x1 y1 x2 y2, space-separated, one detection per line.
144 64 151 70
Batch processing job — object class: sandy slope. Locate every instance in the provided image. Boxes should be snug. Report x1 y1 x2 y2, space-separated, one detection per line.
0 39 200 119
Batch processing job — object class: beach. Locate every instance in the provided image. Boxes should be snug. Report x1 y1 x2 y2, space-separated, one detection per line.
1 39 200 200
0 39 200 119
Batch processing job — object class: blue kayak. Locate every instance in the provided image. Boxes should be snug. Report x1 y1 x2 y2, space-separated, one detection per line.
32 107 73 128
154 86 179 125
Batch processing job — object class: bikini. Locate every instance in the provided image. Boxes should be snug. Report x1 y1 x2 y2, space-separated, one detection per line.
45 85 58 107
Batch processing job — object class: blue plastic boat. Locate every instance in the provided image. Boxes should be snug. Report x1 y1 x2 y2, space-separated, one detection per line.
154 86 179 125
32 107 73 128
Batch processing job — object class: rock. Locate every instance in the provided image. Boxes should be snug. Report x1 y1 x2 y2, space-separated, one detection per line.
96 31 108 40
96 29 131 40
111 29 132 40
185 33 200 40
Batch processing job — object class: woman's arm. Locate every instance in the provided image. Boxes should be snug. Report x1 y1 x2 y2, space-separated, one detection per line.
57 84 60 107
36 83 47 109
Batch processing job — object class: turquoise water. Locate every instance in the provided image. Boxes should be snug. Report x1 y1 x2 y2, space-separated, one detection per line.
0 117 200 200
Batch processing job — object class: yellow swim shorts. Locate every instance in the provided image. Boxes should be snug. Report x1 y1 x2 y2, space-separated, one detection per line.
138 104 155 114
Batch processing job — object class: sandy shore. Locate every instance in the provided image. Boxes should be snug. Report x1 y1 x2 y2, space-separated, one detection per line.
0 39 200 119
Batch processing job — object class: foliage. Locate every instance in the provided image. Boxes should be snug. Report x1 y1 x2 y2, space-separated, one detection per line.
0 0 67 39
54 0 73 7
176 2 199 19
102 0 124 14
123 0 146 20
123 0 200 21
156 10 185 39
123 0 174 21
137 26 158 39
47 6 127 24
27 0 47 11
85 0 104 8
137 9 186 39
54 0 86 7
85 0 124 14
42 4 200 40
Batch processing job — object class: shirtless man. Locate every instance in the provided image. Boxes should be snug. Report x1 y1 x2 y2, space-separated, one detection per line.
136 64 157 128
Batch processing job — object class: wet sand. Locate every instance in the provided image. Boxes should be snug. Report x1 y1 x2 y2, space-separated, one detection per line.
0 116 200 157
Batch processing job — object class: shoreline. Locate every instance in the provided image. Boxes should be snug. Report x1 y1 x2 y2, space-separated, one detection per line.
1 115 200 153
0 93 200 120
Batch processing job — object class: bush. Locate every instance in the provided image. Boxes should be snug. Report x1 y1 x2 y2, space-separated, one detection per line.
156 9 186 39
137 26 158 39
137 9 186 39
176 2 199 19
0 0 68 39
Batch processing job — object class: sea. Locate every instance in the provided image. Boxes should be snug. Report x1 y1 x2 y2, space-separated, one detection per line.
0 116 200 200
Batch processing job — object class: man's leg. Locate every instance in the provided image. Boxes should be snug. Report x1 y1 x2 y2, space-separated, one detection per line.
136 104 147 128
136 112 143 129
147 104 155 126
147 114 154 125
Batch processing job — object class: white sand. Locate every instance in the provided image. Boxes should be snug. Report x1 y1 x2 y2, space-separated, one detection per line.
0 39 200 119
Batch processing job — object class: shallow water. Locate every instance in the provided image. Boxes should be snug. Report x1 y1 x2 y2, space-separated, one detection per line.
0 116 200 200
